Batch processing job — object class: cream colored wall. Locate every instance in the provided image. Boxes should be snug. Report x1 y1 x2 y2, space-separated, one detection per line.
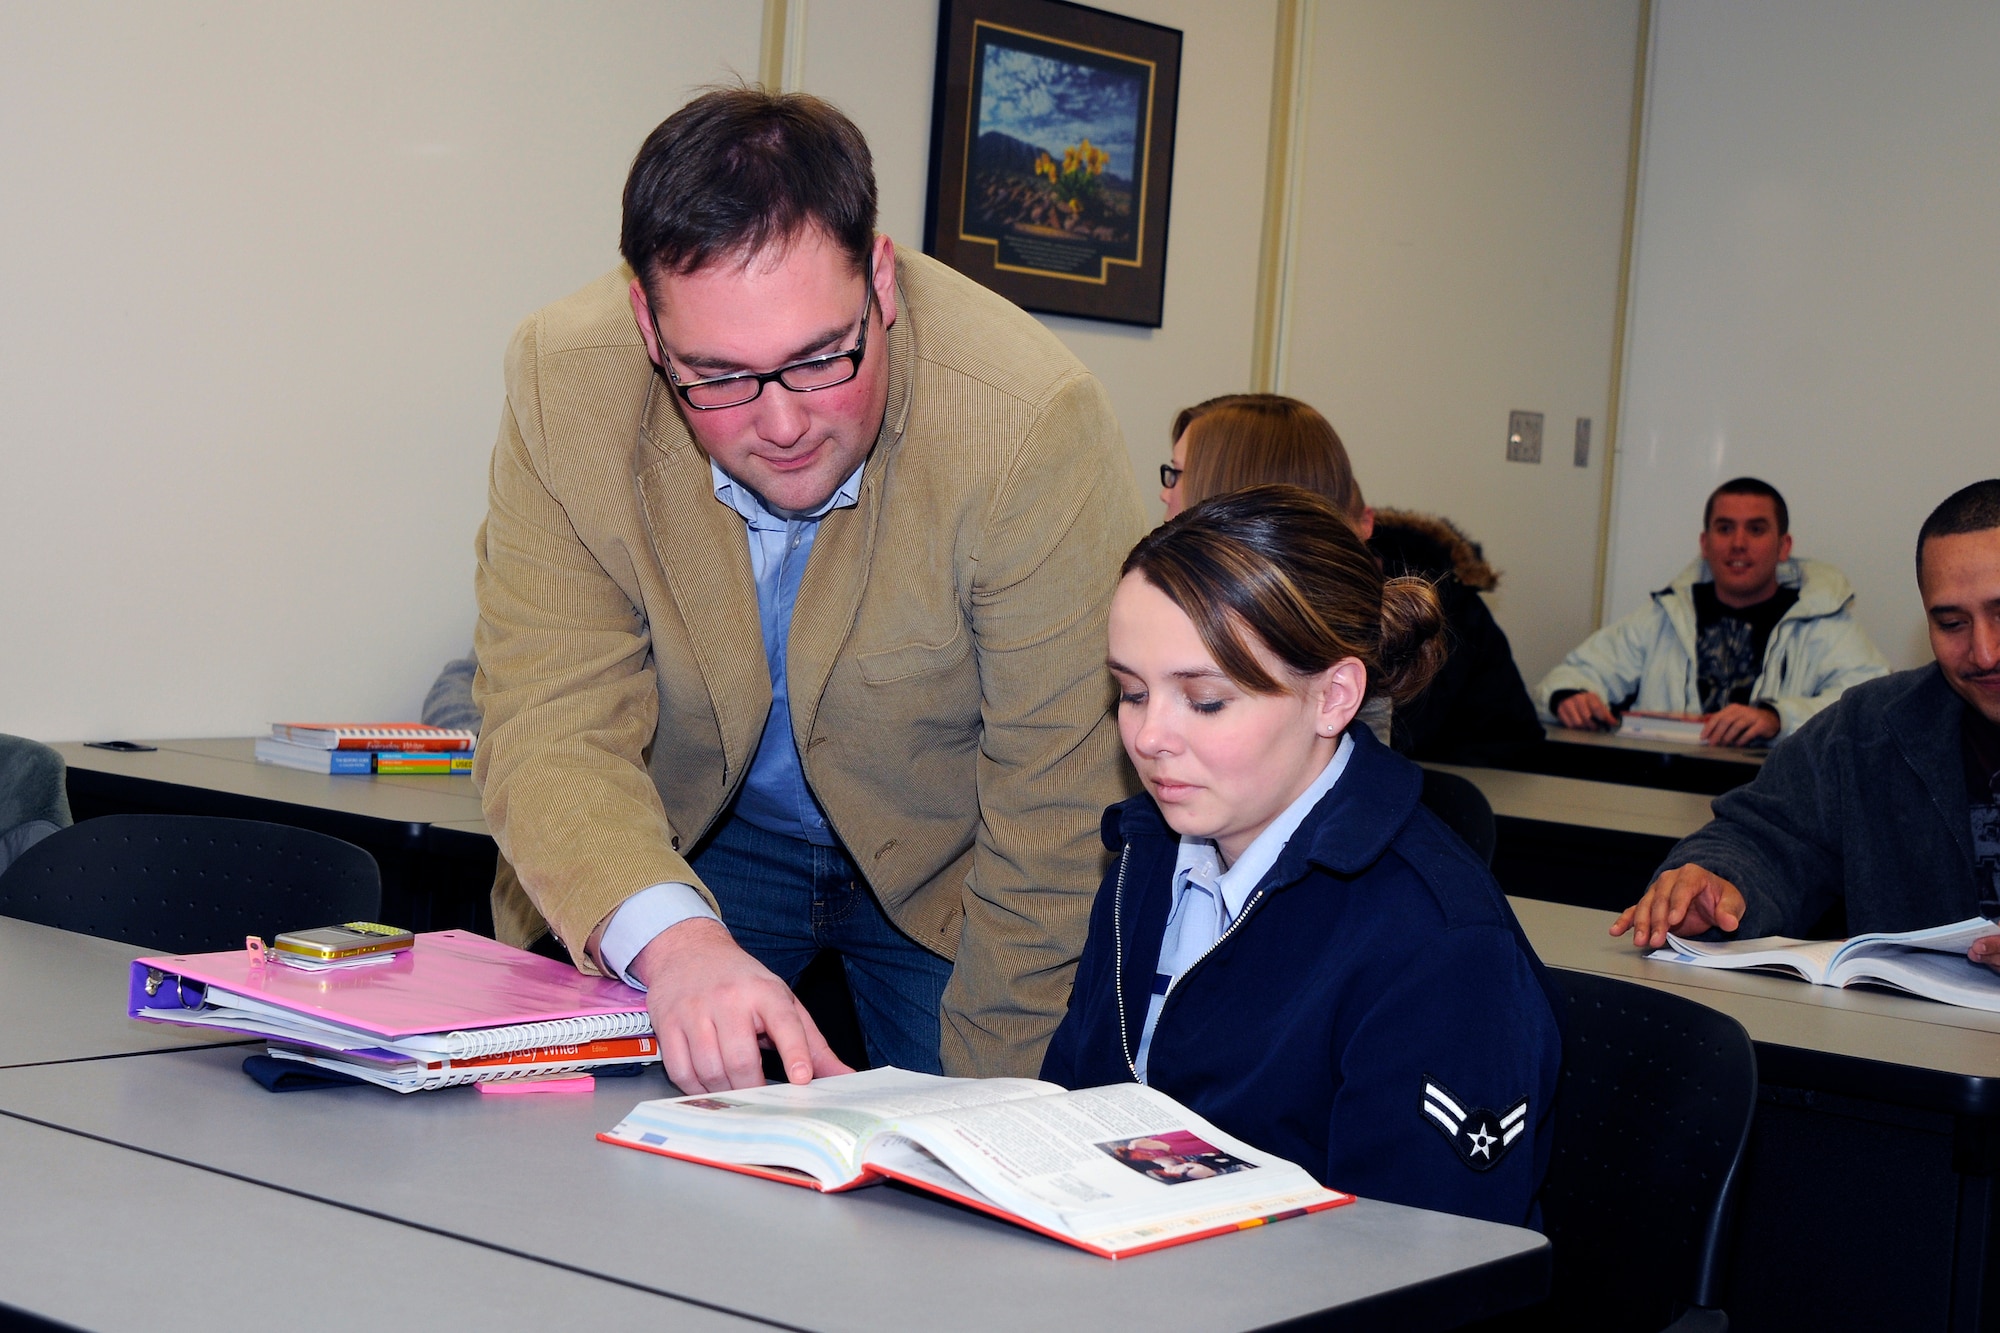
1278 0 1645 683
0 3 762 741
801 0 1281 506
1609 0 2000 669
1 1 1642 740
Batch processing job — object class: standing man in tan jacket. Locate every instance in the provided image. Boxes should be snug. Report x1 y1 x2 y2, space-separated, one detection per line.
473 89 1145 1093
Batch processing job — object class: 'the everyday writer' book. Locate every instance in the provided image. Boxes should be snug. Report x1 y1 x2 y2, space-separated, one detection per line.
599 1067 1349 1258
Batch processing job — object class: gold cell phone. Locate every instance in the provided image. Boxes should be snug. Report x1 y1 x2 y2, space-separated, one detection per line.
272 922 415 962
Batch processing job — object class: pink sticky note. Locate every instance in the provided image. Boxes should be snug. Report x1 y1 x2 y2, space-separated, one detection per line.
478 1075 596 1096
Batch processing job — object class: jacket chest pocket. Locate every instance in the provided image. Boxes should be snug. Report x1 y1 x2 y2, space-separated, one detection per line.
849 620 982 744
854 619 971 684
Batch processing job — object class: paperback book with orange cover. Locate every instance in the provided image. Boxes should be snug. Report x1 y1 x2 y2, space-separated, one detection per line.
272 723 476 752
599 1068 1349 1258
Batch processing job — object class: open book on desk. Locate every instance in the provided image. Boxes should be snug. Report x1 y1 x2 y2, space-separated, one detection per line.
599 1067 1350 1258
1616 710 1710 744
1653 917 2000 1011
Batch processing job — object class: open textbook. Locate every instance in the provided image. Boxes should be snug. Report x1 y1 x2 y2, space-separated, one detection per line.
599 1068 1351 1258
1654 917 2000 1011
1616 710 1710 744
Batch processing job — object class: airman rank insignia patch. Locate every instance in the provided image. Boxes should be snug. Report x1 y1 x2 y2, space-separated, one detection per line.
1422 1077 1527 1172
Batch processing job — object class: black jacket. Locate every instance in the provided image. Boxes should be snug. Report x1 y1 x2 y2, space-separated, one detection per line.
1370 511 1545 764
1659 664 1979 937
1041 727 1563 1227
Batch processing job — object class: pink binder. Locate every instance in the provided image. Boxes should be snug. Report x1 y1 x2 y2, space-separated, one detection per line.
129 929 644 1040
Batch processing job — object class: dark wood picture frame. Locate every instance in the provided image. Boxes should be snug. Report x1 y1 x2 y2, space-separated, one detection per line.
924 0 1182 327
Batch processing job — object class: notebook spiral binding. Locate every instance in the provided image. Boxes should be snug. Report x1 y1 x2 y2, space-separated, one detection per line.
420 1011 654 1059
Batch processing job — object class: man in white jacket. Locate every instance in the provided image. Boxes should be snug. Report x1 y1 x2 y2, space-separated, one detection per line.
1536 478 1889 746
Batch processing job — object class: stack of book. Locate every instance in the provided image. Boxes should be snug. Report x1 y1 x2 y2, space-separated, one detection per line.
130 930 657 1092
254 722 476 775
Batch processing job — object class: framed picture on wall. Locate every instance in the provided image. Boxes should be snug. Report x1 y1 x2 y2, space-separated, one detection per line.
923 0 1182 327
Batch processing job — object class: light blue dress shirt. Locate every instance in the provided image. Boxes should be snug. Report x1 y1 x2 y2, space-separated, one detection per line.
599 457 867 988
1134 734 1354 1082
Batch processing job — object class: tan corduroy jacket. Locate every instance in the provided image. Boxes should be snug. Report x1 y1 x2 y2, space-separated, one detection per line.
472 248 1146 1077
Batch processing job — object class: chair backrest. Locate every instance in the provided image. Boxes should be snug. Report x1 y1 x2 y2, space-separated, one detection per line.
1419 767 1497 866
0 733 72 879
1538 969 1758 1331
0 814 382 953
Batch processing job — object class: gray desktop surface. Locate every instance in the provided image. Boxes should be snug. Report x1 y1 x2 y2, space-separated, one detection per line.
0 1113 761 1332
0 916 250 1068
1512 895 2000 1110
55 738 489 829
0 1045 1548 1333
1542 724 1767 766
1427 764 1714 840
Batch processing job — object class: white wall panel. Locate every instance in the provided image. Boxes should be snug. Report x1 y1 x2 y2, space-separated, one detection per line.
0 2 761 740
1611 0 2000 666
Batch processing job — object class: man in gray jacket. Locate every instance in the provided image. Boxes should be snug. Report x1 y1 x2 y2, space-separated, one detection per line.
1613 480 2000 962
1536 478 1888 745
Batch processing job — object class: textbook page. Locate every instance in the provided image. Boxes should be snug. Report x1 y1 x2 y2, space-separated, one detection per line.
1837 918 2000 958
868 1083 1345 1254
1653 935 1844 982
1656 918 2000 984
1830 949 2000 1012
603 1068 1061 1188
1617 711 1709 744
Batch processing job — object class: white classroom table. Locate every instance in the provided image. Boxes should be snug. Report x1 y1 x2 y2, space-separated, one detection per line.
0 916 248 1069
1426 763 1715 840
0 1114 764 1332
0 922 1549 1332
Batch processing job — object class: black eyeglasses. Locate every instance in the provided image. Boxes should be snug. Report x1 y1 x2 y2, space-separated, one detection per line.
654 264 875 411
1159 463 1183 489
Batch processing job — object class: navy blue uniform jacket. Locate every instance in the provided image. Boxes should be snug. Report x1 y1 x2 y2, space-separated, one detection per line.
1041 727 1563 1228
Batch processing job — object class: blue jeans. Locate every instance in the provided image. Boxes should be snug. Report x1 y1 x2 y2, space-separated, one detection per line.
689 815 953 1074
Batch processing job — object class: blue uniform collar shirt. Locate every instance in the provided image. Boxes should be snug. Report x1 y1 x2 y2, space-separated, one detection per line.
709 456 865 531
1137 732 1354 1080
711 456 866 846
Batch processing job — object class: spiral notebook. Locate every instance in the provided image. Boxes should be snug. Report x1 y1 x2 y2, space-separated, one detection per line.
130 931 655 1088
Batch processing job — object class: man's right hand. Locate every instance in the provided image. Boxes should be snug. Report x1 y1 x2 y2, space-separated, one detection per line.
1610 863 1746 949
1554 690 1618 731
628 917 852 1093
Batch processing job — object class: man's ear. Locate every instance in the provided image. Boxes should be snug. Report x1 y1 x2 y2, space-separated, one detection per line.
1778 532 1794 562
1315 658 1369 737
628 278 664 367
871 235 898 328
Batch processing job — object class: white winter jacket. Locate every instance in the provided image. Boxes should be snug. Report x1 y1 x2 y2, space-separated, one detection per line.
1533 558 1890 740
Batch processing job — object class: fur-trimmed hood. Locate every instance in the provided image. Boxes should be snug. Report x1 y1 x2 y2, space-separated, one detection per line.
1370 509 1500 591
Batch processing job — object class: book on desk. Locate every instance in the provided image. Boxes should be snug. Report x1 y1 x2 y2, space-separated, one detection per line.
257 723 476 775
129 930 657 1091
1654 916 2000 1011
1615 710 1710 745
599 1066 1350 1258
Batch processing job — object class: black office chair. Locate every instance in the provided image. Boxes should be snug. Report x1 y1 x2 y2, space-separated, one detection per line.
0 733 71 879
1522 969 1758 1333
1419 767 1498 866
0 814 381 953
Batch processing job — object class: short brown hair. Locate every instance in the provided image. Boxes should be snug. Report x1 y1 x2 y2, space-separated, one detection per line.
1124 485 1445 705
621 87 877 286
1704 477 1788 534
1172 395 1365 521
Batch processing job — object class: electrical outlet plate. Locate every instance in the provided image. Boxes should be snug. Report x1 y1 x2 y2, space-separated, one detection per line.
1507 410 1543 463
1574 417 1591 467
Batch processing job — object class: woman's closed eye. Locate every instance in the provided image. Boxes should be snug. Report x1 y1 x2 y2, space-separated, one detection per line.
1186 695 1227 715
1117 689 1148 707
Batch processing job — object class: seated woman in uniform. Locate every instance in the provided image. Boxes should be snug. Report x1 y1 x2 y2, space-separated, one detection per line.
1040 485 1562 1228
1160 394 1544 765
